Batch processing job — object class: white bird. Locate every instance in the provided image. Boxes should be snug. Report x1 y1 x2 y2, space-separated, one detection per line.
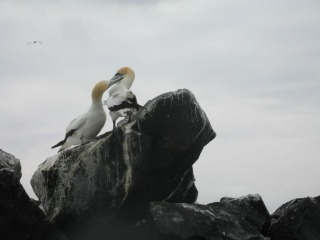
27 41 43 45
52 80 110 152
105 67 143 130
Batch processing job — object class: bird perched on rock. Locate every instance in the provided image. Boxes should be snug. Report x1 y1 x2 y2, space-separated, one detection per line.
52 80 110 152
104 67 143 130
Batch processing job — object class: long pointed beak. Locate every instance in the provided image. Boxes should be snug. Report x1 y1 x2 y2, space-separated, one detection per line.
109 73 124 88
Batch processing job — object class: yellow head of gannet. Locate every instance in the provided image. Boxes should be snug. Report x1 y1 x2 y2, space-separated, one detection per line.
108 67 135 92
52 80 110 152
92 80 110 102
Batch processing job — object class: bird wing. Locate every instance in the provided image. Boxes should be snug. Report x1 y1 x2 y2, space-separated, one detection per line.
125 90 144 108
65 114 87 134
52 115 86 149
125 90 135 100
106 92 127 108
107 90 142 112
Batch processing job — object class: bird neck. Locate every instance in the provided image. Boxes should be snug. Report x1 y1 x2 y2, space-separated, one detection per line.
108 84 122 95
108 77 133 95
91 95 103 105
122 76 134 89
90 97 104 111
91 80 108 103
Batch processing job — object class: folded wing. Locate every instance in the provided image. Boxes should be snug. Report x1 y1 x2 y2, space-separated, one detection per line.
52 115 87 149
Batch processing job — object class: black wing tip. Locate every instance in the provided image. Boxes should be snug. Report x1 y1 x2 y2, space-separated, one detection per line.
136 103 145 110
109 98 145 112
51 129 76 149
51 140 65 149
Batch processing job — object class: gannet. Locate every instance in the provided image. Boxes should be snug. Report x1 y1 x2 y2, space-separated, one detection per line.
52 80 110 152
105 67 143 129
27 41 43 45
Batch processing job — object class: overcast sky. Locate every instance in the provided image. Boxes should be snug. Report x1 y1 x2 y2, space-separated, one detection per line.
0 0 319 213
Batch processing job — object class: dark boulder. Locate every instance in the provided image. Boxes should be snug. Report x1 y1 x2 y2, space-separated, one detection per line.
0 149 21 179
143 194 270 240
219 195 271 236
31 89 216 239
0 150 68 240
269 196 320 240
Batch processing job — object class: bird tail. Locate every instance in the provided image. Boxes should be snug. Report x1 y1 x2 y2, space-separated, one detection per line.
51 140 65 149
135 103 145 110
51 129 76 150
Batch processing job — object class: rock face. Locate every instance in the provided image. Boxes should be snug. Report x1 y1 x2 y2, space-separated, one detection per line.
144 194 270 240
269 196 320 240
0 149 67 240
31 89 216 239
0 149 21 179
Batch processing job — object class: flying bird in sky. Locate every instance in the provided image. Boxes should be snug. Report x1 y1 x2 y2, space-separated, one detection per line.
27 41 43 45
105 67 144 130
52 80 110 152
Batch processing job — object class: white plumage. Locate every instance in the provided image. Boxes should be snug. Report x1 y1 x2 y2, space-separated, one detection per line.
52 80 109 152
105 67 143 129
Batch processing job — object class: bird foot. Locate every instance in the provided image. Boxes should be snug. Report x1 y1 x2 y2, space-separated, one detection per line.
126 111 133 123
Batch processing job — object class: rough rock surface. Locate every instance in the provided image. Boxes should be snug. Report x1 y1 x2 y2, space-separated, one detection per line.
0 149 68 240
269 196 320 240
219 195 271 236
0 149 22 179
31 89 216 239
143 194 270 240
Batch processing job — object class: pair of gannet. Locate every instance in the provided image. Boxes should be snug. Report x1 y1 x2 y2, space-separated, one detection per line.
52 67 142 152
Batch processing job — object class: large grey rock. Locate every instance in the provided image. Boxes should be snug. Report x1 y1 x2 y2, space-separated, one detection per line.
31 89 216 239
269 196 320 240
0 149 21 179
143 194 270 240
0 150 68 240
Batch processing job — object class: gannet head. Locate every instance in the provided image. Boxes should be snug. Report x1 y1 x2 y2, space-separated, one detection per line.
92 80 109 101
109 67 135 89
